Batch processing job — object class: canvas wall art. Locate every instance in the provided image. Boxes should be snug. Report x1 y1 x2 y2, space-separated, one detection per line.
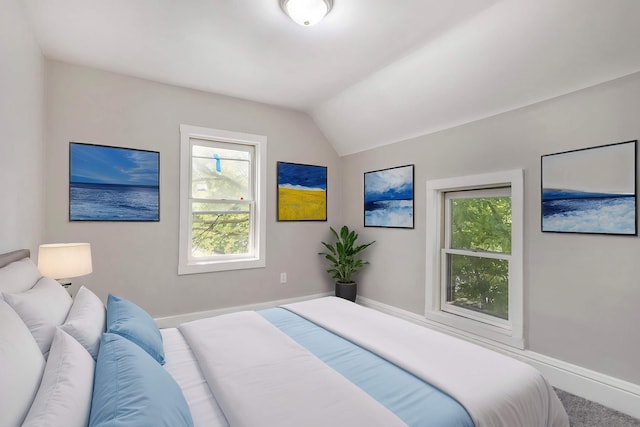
541 140 637 235
277 161 327 221
364 164 414 228
69 142 160 221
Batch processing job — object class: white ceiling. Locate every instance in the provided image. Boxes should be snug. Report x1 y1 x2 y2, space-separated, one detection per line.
24 0 640 155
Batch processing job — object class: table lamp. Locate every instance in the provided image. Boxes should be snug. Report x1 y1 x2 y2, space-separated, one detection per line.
37 243 93 288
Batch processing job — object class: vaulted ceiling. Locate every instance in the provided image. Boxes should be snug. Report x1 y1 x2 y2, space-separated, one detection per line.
24 0 640 155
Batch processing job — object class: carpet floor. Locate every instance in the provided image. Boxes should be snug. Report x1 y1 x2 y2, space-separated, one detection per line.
555 389 640 427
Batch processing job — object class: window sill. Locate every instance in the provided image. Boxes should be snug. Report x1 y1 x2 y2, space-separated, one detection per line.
178 257 265 275
424 309 524 349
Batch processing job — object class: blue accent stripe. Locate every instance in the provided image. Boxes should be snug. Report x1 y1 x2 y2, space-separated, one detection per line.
259 308 474 427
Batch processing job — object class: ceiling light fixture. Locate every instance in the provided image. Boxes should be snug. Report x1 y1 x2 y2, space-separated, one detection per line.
280 0 333 27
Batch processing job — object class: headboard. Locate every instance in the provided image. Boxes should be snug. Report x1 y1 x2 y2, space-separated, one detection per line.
0 249 31 268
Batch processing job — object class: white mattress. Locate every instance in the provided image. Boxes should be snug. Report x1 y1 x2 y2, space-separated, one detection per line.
161 328 229 427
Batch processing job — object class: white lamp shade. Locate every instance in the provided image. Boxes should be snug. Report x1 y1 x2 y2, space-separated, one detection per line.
38 243 93 280
281 0 332 26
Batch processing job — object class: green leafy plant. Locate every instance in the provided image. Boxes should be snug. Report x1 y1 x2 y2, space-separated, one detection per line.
319 226 375 283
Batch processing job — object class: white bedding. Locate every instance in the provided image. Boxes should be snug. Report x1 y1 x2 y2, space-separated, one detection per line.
161 328 229 427
179 310 409 427
284 297 569 427
165 297 570 427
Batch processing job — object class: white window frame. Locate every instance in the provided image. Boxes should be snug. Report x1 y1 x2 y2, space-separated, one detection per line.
178 124 266 275
426 169 524 349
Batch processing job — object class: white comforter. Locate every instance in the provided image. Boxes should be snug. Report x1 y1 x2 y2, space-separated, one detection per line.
178 297 569 427
179 310 408 427
284 297 569 427
161 328 229 427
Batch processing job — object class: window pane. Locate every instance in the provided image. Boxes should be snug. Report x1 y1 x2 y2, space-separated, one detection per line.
192 144 250 161
192 144 251 200
446 253 508 320
450 196 511 253
191 203 251 256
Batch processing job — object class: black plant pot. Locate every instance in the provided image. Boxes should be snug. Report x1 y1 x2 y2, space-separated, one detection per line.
335 281 357 302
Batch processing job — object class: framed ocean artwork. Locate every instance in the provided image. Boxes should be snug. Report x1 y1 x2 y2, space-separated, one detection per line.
541 140 637 235
277 161 327 221
364 164 414 228
69 142 160 221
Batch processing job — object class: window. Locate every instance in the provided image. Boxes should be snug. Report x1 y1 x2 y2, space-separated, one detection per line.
443 188 511 326
426 170 523 348
179 125 266 274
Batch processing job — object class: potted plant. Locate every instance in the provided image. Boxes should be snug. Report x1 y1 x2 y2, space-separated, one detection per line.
318 225 375 302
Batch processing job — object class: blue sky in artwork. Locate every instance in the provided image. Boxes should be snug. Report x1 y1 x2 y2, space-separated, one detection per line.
365 165 413 202
278 162 327 191
542 142 635 194
70 144 159 186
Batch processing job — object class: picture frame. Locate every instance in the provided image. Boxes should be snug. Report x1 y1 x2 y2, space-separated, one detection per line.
541 140 637 235
69 142 160 221
277 161 327 221
364 164 414 229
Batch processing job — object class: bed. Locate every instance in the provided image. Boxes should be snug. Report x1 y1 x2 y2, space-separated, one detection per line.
0 249 570 427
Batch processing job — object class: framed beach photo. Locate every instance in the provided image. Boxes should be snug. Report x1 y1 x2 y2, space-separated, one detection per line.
277 161 327 221
69 142 160 221
364 164 414 228
541 140 637 235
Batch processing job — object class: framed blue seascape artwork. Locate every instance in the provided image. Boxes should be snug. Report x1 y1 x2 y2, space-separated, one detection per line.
541 140 637 235
364 164 414 229
69 142 160 221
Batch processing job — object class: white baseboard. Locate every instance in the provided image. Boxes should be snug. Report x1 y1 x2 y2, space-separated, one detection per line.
154 292 332 328
357 296 640 420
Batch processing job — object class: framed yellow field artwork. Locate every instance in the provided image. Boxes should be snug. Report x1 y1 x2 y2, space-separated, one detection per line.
277 161 327 221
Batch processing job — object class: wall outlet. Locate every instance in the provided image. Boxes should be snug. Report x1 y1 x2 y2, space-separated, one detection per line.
280 272 287 284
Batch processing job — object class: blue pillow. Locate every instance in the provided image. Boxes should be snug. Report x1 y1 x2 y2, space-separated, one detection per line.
106 294 165 365
89 333 194 427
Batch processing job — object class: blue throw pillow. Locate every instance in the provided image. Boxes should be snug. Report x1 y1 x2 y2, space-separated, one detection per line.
106 294 165 365
89 333 194 427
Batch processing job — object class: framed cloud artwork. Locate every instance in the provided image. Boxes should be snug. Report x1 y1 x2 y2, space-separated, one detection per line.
364 164 414 229
541 140 637 235
277 161 327 221
69 142 160 221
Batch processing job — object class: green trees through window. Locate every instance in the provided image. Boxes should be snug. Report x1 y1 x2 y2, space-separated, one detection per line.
446 193 511 320
192 204 250 256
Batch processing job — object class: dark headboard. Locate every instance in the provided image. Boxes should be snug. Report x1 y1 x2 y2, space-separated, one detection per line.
0 249 31 269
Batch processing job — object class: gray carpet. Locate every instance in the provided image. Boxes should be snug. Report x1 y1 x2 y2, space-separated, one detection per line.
555 389 640 427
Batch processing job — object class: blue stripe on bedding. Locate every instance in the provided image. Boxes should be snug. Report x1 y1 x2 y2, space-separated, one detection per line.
259 307 473 427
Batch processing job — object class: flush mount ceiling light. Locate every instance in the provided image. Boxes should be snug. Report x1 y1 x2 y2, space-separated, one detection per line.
280 0 333 27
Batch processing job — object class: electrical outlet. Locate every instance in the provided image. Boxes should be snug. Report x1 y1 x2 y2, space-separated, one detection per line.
280 272 287 284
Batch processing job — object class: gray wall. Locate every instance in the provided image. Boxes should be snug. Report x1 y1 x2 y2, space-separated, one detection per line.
44 61 342 317
0 0 44 254
342 71 640 384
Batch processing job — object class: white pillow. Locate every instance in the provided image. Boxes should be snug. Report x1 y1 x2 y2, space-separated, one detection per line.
22 328 95 427
3 276 73 356
60 285 106 359
0 257 41 297
0 299 46 427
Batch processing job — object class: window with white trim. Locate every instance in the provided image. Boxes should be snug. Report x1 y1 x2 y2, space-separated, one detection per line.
426 170 523 348
179 125 266 274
